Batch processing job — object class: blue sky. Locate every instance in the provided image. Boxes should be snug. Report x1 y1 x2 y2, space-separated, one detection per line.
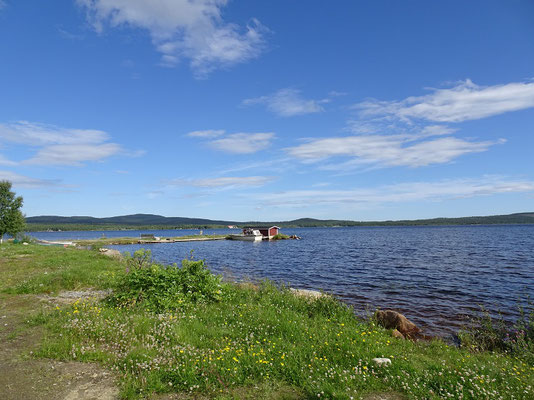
1 0 534 221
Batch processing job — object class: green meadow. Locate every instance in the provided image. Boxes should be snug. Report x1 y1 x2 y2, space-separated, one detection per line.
1 243 532 399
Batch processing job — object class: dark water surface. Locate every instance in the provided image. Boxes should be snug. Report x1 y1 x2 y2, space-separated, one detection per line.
31 225 534 336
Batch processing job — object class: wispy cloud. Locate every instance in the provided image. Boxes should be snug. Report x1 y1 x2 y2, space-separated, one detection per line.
77 0 267 77
167 176 274 189
420 125 457 137
56 26 84 40
0 121 108 146
331 80 531 171
355 79 534 123
0 170 66 189
286 134 503 169
25 143 122 166
0 154 17 166
254 176 534 208
187 129 275 154
209 132 274 154
243 88 329 117
0 121 135 166
217 157 292 175
186 129 225 138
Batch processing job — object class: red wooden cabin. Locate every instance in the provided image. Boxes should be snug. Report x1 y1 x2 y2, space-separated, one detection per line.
243 226 280 239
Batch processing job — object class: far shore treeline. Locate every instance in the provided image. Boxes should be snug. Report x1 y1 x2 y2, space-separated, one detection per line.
24 212 534 231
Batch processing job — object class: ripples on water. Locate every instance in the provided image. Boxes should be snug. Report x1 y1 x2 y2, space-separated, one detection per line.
32 225 534 336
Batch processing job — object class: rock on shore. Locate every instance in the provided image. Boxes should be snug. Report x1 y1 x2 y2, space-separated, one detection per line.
375 310 420 338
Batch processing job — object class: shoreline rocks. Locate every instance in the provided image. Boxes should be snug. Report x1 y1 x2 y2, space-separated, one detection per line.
290 288 326 299
375 309 421 339
99 248 122 258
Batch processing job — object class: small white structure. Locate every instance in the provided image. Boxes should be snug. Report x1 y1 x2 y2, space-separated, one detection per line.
372 357 392 367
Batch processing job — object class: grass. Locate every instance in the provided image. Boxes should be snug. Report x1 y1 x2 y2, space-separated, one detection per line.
459 304 534 364
0 243 123 293
271 234 290 240
1 243 534 399
72 234 227 247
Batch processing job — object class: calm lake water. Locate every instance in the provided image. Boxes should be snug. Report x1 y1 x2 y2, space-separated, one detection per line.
31 225 534 337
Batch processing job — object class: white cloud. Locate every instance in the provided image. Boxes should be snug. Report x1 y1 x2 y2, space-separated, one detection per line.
0 121 127 166
0 170 64 189
255 176 534 208
187 129 225 138
57 26 84 40
209 132 274 154
77 0 266 77
420 125 457 137
286 134 502 168
356 79 534 123
168 176 274 188
0 121 108 146
217 157 292 175
243 88 327 117
25 143 122 166
0 154 17 166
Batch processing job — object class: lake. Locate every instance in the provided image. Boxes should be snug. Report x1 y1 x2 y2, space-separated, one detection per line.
30 225 534 337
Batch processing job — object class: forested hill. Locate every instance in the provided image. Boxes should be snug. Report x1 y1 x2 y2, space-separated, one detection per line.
25 213 235 226
24 212 534 231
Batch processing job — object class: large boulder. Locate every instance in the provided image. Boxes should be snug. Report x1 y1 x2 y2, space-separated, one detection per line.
290 288 326 299
391 329 405 339
99 248 122 258
375 310 420 338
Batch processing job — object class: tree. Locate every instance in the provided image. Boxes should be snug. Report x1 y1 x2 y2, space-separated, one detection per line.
0 181 25 244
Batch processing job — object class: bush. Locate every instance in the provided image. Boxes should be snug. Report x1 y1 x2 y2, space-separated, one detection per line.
110 249 222 312
15 233 35 243
271 233 289 240
459 300 534 362
124 248 153 271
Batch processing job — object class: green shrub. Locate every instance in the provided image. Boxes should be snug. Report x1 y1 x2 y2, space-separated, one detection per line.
271 233 289 240
124 248 153 271
15 233 35 243
459 300 534 363
110 250 222 312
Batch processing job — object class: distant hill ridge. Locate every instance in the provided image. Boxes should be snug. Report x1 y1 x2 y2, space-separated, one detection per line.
26 213 235 226
25 212 534 228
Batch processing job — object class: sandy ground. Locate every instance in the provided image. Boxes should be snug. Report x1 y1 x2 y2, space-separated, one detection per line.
0 294 119 400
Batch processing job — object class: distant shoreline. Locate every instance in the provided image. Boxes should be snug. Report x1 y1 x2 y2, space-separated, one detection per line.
26 218 534 232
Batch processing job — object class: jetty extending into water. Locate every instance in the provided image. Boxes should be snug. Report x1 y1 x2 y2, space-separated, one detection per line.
37 229 299 247
38 234 228 247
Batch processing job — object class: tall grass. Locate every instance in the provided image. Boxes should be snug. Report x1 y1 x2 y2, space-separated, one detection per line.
31 249 534 399
459 300 534 363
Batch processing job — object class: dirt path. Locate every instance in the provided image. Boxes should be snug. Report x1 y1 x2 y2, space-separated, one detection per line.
0 294 119 400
